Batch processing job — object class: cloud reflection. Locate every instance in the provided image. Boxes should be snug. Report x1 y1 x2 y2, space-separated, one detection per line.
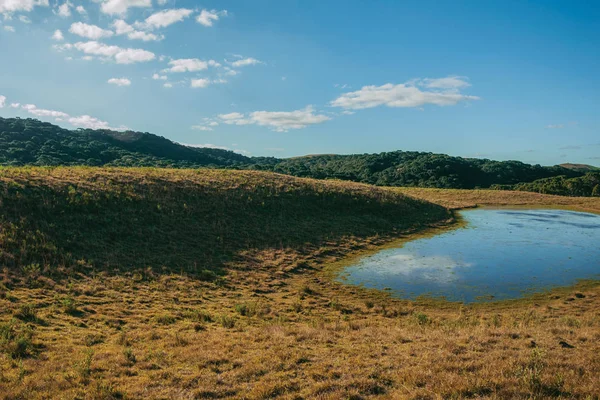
357 253 472 285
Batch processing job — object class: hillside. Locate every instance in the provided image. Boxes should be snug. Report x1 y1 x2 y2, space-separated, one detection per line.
0 117 585 191
265 152 581 188
0 167 449 278
0 117 251 168
491 172 600 197
559 163 600 172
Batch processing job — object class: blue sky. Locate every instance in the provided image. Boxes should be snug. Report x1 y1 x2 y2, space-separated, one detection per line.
0 0 599 165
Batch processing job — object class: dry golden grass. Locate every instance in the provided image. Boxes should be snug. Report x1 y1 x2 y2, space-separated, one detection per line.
1 170 599 399
395 187 600 213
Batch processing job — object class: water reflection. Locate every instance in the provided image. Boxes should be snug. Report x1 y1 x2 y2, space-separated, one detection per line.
339 209 600 303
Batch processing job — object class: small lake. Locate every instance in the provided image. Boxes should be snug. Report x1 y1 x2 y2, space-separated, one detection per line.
338 208 600 303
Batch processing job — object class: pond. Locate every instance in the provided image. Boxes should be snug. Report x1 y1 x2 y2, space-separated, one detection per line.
338 208 600 303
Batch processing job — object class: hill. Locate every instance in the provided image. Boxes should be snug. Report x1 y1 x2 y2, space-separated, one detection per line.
492 172 600 197
0 117 251 168
0 167 449 277
264 152 581 189
559 163 599 172
0 116 586 191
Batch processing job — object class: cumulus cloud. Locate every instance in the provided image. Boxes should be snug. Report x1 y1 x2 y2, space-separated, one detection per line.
217 106 330 132
56 1 70 17
107 77 131 86
112 19 162 41
165 58 220 73
136 8 192 30
18 15 31 23
100 0 151 16
0 0 48 13
10 103 20 108
70 22 114 39
0 95 6 108
196 9 227 27
73 41 155 64
331 77 479 110
3 25 15 32
230 57 262 68
152 73 167 80
51 29 64 40
75 5 85 14
163 82 172 88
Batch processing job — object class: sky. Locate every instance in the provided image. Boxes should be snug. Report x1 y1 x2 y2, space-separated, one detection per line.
0 0 599 165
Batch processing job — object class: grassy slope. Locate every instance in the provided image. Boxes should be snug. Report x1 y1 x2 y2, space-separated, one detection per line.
1 168 600 399
394 187 600 213
0 167 448 276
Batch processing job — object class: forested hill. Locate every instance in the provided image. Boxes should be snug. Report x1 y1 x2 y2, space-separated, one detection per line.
263 153 582 189
0 117 252 167
0 116 587 190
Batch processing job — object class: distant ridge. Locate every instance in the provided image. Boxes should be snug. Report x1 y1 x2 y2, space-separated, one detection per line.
0 116 585 190
559 163 599 172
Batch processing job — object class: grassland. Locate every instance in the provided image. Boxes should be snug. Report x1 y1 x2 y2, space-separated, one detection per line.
1 167 599 399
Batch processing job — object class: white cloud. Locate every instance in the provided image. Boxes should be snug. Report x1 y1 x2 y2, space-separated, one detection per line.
68 115 125 130
136 8 192 30
219 112 245 121
10 102 20 108
51 29 64 40
0 0 48 13
112 19 161 41
19 102 126 130
163 82 172 88
69 22 114 39
223 67 238 76
191 125 213 131
419 76 471 90
100 0 151 15
547 124 564 129
107 77 131 86
152 73 167 80
73 41 155 64
196 9 227 27
18 15 31 23
127 30 161 41
0 95 5 108
190 78 211 88
21 103 69 118
3 25 15 31
56 1 70 17
230 57 262 67
331 77 479 110
112 19 133 34
217 106 331 132
75 5 85 14
166 58 220 73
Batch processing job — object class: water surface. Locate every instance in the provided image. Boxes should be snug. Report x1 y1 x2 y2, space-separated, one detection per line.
338 209 600 303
